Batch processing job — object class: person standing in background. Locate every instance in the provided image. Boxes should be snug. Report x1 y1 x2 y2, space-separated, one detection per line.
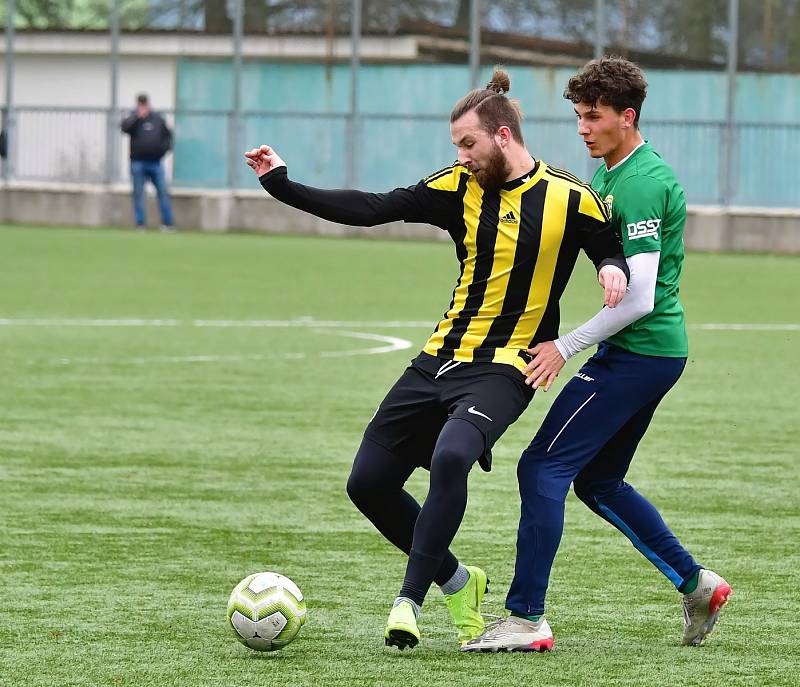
121 94 175 231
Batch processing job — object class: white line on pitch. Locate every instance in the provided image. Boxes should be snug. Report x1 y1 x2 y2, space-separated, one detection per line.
694 323 800 331
0 317 798 331
0 318 182 327
46 329 412 366
0 318 433 328
319 330 413 357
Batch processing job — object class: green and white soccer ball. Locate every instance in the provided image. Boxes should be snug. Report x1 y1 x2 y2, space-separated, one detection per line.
227 572 307 652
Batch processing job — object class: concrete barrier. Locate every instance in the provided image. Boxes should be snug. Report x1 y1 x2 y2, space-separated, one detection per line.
1 181 799 253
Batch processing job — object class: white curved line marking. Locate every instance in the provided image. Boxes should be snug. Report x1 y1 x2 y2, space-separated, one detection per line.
319 330 413 358
46 329 412 366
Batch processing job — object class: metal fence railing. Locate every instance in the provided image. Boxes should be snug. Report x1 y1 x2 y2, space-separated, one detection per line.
6 0 800 208
6 0 796 207
8 105 800 208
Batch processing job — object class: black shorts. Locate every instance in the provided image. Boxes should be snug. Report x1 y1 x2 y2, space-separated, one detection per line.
363 352 535 472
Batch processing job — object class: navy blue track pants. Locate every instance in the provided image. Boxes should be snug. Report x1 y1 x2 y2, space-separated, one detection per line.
506 342 701 616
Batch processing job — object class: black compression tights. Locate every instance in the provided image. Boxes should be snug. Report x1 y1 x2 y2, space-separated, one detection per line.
346 419 484 606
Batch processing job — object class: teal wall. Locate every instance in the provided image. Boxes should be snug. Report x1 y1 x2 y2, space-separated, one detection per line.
174 60 800 206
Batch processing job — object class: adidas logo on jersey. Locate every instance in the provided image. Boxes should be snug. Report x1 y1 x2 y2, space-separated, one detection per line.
500 211 518 224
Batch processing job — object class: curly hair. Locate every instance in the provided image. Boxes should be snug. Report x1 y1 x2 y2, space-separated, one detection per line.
450 67 524 144
564 56 648 127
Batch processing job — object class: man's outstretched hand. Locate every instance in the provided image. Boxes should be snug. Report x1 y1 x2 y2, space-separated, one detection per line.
244 145 286 177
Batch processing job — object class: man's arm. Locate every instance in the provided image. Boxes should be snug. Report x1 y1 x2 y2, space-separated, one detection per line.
161 116 173 152
246 145 449 228
121 112 139 134
555 251 658 358
523 251 658 390
573 175 667 348
260 167 428 227
581 221 630 309
574 190 629 308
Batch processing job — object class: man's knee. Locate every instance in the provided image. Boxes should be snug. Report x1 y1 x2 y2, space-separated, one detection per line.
346 450 381 506
347 438 406 506
574 475 629 506
429 419 484 477
345 468 369 507
572 476 595 507
430 442 475 478
516 442 547 480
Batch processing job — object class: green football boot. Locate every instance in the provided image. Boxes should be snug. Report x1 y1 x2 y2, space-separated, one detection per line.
444 565 489 644
384 601 420 650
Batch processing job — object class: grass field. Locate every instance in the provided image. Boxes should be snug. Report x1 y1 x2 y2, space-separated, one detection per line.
0 224 798 687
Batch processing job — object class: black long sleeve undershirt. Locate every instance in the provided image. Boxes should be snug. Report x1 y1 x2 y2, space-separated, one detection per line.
259 166 446 228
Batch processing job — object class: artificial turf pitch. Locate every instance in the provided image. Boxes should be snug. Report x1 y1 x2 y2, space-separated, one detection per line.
0 225 797 686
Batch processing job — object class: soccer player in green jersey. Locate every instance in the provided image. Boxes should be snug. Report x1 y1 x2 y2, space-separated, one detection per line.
463 57 732 653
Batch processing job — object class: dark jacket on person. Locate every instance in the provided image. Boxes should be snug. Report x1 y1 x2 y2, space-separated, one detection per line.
121 111 172 162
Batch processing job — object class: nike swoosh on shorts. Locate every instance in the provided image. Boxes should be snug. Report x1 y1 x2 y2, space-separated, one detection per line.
467 406 493 422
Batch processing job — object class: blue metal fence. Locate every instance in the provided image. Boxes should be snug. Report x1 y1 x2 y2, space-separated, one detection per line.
9 105 800 208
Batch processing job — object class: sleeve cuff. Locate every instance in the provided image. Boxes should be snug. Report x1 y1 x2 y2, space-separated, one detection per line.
598 256 630 282
554 338 572 361
259 166 287 191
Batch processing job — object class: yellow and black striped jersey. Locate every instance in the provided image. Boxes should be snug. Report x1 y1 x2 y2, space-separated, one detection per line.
261 162 623 373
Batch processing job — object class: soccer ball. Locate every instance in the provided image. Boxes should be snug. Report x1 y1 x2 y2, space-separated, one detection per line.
227 572 307 651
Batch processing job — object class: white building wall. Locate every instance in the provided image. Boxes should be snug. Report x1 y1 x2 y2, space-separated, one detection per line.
0 54 176 107
0 30 417 108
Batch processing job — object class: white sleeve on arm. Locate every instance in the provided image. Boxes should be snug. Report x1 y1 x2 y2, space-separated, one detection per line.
554 251 661 360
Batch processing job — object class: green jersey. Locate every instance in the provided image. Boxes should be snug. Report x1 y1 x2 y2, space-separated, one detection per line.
591 142 688 357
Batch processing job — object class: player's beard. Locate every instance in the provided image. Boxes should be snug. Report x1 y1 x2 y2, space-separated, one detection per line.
473 142 511 192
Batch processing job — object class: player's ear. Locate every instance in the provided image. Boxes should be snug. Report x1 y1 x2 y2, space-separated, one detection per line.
622 108 636 129
496 125 512 147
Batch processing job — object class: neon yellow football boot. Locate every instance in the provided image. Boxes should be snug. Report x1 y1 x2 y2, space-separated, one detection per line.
384 601 420 650
444 565 489 644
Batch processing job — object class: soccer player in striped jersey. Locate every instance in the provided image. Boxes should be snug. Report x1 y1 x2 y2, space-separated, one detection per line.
245 68 629 650
463 57 731 654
